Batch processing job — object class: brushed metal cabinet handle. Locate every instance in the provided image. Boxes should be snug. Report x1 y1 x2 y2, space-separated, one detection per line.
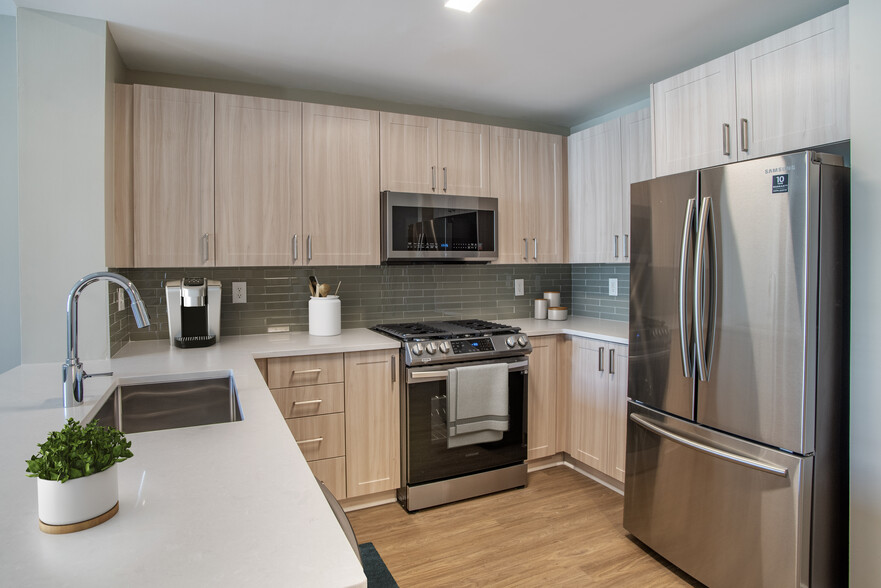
296 437 324 445
740 118 749 153
609 348 615 375
391 355 396 383
598 347 604 372
624 234 629 259
722 123 731 156
293 368 322 375
431 166 436 191
292 399 322 406
292 234 298 263
201 233 209 263
523 238 528 261
533 238 537 260
614 235 619 259
443 167 448 192
307 235 312 261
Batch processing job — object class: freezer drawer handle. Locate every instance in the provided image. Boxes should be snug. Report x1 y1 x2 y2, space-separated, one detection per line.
629 413 788 478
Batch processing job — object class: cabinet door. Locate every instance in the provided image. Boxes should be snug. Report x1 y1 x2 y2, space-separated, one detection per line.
437 120 491 197
344 350 400 497
490 126 526 264
608 344 628 483
652 54 737 176
215 94 302 266
525 132 566 263
380 112 438 193
567 119 622 263
133 85 214 267
570 338 611 471
620 108 653 264
527 335 557 460
735 6 848 159
302 104 380 266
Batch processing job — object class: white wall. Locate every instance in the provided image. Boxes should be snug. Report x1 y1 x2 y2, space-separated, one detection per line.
849 0 881 584
0 15 20 373
17 9 111 364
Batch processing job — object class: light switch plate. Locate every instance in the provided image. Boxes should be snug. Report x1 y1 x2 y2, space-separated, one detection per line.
514 279 524 296
232 282 247 304
609 278 618 297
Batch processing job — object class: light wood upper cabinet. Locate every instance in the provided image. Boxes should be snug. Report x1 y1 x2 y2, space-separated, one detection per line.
652 6 848 176
651 54 737 177
527 335 557 460
380 113 437 193
380 113 490 197
133 85 215 267
214 94 302 266
491 127 565 264
303 103 380 266
734 6 848 160
569 337 628 482
437 119 491 197
344 350 400 498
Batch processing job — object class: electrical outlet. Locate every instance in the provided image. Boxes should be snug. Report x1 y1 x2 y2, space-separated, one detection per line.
609 278 618 297
117 288 125 311
514 279 524 296
232 281 247 304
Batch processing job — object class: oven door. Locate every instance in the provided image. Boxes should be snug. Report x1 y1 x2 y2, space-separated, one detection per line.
404 357 528 485
381 191 498 262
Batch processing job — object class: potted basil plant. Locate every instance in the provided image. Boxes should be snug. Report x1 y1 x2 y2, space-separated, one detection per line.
26 418 133 532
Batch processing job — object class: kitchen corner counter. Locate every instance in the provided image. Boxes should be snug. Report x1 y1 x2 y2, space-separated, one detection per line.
0 328 399 588
508 317 629 344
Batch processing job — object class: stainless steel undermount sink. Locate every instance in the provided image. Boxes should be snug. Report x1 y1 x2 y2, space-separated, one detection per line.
86 374 242 434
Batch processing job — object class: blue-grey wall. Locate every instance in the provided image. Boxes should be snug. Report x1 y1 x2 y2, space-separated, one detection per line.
0 15 20 373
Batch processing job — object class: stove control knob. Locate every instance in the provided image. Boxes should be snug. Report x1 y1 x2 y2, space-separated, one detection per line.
411 343 424 356
426 342 437 355
517 335 529 347
505 336 516 348
438 341 450 354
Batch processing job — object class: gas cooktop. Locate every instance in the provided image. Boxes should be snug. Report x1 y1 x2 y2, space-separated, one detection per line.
372 319 531 365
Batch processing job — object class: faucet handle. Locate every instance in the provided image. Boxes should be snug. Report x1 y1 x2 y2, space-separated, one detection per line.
83 370 114 379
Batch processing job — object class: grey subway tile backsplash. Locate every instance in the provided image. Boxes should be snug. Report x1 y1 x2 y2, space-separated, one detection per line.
108 262 629 355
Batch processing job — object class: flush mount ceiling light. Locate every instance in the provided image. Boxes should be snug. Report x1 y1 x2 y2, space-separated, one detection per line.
445 0 483 13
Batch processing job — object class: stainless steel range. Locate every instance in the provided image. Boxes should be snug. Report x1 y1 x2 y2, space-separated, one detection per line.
372 319 531 511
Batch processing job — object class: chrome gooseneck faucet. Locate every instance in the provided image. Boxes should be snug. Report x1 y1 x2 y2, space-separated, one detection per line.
62 272 151 407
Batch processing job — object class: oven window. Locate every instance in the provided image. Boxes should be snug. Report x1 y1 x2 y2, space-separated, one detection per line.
391 206 495 253
406 370 526 485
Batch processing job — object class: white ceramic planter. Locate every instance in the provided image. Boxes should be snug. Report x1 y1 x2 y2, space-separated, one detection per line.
37 464 118 526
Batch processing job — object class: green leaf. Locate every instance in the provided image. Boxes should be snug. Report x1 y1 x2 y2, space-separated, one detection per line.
23 418 133 482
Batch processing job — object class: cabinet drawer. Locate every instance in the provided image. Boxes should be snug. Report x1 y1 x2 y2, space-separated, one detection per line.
272 383 344 418
286 413 345 461
268 354 344 389
308 457 347 500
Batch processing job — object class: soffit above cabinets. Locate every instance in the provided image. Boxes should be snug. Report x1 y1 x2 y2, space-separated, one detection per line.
14 0 846 129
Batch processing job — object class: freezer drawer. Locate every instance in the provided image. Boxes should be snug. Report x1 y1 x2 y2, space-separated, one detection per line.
623 402 812 588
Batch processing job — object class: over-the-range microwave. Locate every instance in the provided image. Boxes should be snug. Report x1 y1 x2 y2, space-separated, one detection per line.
380 191 498 263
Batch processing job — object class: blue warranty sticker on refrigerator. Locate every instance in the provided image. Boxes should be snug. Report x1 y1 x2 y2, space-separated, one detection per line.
772 173 789 193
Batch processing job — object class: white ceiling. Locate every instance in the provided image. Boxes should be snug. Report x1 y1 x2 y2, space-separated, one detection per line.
11 0 847 129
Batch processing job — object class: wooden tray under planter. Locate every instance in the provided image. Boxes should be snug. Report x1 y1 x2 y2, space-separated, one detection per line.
39 502 119 535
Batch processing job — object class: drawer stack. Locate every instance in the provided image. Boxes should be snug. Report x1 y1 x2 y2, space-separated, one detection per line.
266 354 347 498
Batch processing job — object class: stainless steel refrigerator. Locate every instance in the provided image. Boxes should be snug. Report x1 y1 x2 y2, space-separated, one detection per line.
624 151 849 588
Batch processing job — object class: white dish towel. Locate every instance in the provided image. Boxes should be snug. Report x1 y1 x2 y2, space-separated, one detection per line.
446 363 509 449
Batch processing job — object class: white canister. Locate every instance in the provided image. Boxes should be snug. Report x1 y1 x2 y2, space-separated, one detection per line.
308 296 341 336
543 291 561 308
534 298 549 319
547 307 568 321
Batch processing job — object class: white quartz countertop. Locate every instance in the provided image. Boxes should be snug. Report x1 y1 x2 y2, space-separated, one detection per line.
0 319 625 587
0 328 399 588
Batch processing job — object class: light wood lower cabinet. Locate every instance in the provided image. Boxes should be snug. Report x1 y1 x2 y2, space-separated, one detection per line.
263 350 400 501
344 350 400 498
527 335 557 460
569 337 628 483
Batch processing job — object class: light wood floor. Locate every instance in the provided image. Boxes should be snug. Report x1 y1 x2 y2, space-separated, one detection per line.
348 466 703 587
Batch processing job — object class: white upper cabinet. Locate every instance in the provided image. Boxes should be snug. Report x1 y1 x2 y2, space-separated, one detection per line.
652 5 848 176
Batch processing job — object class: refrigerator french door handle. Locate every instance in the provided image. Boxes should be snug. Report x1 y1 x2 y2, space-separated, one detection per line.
694 197 715 381
629 413 789 478
679 198 696 378
705 196 718 378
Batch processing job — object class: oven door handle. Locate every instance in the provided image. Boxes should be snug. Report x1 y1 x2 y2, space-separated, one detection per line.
408 360 528 383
